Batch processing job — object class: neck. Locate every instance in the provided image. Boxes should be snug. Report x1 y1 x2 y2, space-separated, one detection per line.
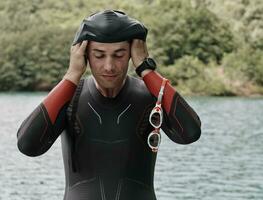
94 77 127 98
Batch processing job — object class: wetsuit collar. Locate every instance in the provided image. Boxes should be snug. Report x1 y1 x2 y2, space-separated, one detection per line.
88 75 130 108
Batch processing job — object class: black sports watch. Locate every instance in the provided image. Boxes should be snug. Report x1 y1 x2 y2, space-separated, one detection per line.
135 58 157 77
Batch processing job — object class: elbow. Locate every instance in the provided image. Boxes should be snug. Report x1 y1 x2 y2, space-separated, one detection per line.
171 126 201 145
180 117 202 144
16 104 52 157
185 126 201 144
182 116 202 144
17 138 44 157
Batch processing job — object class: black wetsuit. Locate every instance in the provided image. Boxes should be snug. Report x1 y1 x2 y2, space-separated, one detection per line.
17 74 201 200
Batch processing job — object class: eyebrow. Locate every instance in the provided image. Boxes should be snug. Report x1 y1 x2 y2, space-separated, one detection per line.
92 48 127 53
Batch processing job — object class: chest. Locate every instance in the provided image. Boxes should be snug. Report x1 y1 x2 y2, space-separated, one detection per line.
77 101 138 142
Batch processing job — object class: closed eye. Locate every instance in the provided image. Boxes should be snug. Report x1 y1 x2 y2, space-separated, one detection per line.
114 53 125 58
94 54 105 59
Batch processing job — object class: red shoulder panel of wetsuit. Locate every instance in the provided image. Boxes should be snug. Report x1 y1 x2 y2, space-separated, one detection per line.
43 79 77 124
142 71 175 113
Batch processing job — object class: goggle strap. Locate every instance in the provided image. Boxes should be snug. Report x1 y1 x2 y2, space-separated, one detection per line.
157 78 169 103
148 78 169 152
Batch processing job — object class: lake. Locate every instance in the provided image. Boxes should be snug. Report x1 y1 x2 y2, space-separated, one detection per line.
0 93 262 200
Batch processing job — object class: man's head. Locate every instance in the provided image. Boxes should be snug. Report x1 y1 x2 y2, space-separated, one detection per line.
73 10 147 93
87 41 130 90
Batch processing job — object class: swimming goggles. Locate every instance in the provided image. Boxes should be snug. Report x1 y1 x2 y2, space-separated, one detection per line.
147 78 168 152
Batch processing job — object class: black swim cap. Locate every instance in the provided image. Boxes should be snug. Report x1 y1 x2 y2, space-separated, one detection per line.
72 10 148 45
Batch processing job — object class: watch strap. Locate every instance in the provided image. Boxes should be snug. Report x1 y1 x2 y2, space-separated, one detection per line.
135 58 156 77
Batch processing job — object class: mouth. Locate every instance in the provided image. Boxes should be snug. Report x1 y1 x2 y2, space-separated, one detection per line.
101 74 118 80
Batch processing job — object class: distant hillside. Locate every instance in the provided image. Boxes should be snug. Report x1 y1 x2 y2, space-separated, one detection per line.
0 0 262 95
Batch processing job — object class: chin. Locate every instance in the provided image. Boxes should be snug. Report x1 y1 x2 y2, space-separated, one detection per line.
98 79 118 89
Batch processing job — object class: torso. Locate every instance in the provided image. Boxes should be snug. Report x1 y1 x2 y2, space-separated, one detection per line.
61 75 158 200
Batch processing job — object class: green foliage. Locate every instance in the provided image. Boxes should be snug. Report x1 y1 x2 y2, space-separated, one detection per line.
144 0 235 65
0 26 74 91
159 57 233 96
205 0 263 50
0 0 262 95
223 47 263 86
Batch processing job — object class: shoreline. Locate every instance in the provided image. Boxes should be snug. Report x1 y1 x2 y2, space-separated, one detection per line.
1 90 262 98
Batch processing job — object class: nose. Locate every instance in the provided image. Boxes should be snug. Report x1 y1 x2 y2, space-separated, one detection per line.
104 57 115 72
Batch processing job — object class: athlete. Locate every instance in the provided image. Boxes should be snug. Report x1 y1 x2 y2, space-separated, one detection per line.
17 10 201 200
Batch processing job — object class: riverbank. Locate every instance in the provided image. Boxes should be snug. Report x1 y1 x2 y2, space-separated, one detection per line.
2 68 263 97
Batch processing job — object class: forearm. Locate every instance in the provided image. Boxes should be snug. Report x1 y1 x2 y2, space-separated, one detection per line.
17 39 87 156
17 77 77 156
143 70 201 143
43 77 77 124
142 70 175 113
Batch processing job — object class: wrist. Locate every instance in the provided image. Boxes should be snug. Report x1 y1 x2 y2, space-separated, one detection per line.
135 58 156 77
63 71 82 85
141 69 153 78
134 59 145 69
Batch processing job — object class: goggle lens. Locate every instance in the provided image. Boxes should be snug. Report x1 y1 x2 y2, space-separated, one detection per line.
150 112 161 128
148 131 161 150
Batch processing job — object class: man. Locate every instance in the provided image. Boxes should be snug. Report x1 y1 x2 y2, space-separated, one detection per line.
17 10 201 200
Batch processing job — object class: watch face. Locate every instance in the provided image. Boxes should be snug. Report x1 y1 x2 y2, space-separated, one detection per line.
136 57 157 77
146 58 156 68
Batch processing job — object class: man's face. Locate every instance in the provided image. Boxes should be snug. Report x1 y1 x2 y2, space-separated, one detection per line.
87 41 130 90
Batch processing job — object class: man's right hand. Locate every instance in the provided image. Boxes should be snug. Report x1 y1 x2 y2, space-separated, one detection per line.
64 40 88 85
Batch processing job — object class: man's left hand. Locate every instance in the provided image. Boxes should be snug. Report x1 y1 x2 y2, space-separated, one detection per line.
131 39 149 68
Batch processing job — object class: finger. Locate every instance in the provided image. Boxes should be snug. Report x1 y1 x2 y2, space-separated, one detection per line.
79 40 88 53
71 42 81 52
144 42 148 55
131 39 139 46
138 40 146 49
